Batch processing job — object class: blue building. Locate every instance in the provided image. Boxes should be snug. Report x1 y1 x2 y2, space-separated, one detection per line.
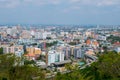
73 48 84 59
63 47 71 60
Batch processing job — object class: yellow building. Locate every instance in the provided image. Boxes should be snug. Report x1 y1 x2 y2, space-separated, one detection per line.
26 47 41 54
34 48 41 54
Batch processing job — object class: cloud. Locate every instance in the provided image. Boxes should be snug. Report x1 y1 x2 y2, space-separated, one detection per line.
0 0 120 8
0 0 62 8
97 0 120 6
23 0 61 5
63 6 81 13
70 0 81 3
70 0 120 6
0 0 20 8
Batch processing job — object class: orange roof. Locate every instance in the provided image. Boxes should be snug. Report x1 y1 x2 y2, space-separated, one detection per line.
86 39 91 45
93 41 99 46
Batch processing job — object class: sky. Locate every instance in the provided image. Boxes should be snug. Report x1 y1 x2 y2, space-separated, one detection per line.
0 0 120 25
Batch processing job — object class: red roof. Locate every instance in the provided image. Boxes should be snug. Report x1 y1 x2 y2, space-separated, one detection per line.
113 42 120 45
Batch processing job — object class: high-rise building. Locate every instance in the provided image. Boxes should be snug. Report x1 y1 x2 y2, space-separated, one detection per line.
47 50 65 65
63 47 71 60
55 53 59 62
0 34 2 40
48 50 56 65
59 52 64 62
72 47 85 59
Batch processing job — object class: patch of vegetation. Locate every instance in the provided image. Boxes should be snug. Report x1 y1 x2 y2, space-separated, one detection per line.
0 47 3 54
46 41 58 48
107 35 120 43
55 51 120 80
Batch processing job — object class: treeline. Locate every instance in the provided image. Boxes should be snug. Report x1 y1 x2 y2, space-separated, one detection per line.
55 51 120 80
0 51 120 80
0 54 45 80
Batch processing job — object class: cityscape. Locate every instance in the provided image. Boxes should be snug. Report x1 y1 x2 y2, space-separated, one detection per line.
0 0 120 80
0 25 120 80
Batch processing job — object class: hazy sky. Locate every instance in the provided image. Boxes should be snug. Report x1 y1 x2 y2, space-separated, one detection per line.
0 0 120 25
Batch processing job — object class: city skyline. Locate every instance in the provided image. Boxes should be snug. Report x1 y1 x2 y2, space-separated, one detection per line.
0 0 120 25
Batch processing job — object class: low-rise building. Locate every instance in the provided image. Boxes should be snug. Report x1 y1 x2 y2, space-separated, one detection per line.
115 47 120 53
3 45 23 54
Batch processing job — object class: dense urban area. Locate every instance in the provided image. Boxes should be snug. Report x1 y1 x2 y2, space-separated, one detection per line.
0 24 120 80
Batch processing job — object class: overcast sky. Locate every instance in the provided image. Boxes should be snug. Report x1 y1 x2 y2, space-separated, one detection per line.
0 0 120 25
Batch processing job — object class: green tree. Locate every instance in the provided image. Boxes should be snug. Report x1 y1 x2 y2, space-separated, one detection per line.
107 35 120 43
55 51 120 80
0 54 45 80
0 54 16 79
0 47 3 54
46 41 58 48
9 65 45 80
68 42 77 45
55 69 85 80
102 46 108 52
81 51 120 80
